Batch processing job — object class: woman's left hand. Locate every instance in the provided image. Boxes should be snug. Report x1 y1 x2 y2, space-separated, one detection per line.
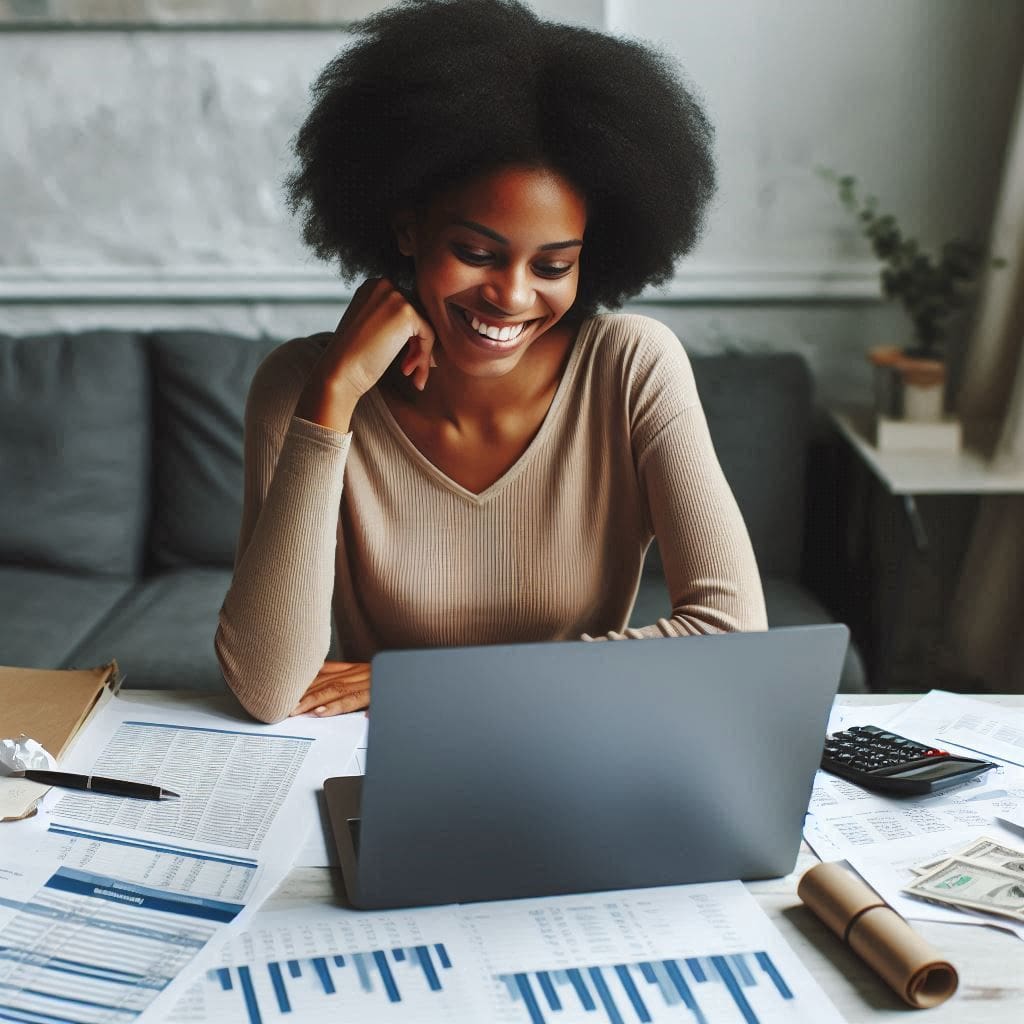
291 660 371 717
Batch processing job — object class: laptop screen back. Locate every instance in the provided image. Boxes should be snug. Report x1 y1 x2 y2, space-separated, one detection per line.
355 625 847 908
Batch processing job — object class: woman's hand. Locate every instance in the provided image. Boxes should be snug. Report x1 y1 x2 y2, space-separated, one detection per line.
290 660 372 717
294 278 436 431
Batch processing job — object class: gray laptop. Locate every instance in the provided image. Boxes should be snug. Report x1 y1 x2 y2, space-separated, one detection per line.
325 624 848 909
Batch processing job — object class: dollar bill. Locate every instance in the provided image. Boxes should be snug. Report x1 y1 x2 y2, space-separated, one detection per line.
911 836 1024 876
904 857 1024 922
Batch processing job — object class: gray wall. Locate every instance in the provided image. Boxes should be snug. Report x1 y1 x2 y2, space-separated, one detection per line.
2 0 1023 407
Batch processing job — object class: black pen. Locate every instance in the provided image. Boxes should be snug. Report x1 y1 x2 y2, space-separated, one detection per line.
9 770 180 801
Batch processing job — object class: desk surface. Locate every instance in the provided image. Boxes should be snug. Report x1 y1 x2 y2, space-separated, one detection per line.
123 690 1024 1024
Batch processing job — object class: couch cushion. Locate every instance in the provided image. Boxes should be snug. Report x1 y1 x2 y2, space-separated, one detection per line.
0 331 150 575
689 353 811 579
0 566 132 668
62 568 233 692
148 331 280 569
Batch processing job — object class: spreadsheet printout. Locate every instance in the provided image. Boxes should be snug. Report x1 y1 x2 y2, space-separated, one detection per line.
0 697 340 1023
462 881 844 1024
165 903 491 1023
163 881 843 1024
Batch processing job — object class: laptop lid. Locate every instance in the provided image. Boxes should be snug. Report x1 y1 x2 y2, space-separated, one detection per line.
339 624 847 909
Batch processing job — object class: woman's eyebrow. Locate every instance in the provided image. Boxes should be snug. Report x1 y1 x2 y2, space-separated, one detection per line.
454 218 583 250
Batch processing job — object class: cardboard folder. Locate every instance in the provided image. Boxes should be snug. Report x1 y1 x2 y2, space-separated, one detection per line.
0 661 123 821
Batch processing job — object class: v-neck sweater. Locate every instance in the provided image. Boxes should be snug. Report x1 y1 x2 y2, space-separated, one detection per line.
216 313 767 723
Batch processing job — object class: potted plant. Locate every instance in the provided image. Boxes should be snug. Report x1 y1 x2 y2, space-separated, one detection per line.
819 168 1004 427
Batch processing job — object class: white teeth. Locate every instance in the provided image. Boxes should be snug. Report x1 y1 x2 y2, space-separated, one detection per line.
462 308 528 342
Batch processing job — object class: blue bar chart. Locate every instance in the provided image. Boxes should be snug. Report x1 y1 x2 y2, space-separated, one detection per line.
203 943 455 1023
498 951 794 1024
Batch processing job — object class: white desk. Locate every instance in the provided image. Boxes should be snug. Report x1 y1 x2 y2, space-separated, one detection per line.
124 690 1024 1024
830 407 1024 496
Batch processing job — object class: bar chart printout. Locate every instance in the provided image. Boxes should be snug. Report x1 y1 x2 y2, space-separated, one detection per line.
466 881 844 1024
165 905 490 1023
196 944 460 1023
498 950 796 1024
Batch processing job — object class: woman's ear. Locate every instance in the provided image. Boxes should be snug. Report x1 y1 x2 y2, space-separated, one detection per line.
392 211 417 258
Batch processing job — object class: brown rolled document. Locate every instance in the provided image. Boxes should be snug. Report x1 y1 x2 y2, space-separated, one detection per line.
798 862 958 1009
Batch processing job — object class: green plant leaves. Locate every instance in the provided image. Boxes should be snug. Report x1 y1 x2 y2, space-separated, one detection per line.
819 166 1004 358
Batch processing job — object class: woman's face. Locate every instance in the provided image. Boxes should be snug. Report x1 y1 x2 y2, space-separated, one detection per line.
396 165 587 380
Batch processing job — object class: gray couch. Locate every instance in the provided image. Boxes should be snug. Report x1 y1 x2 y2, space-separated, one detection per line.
0 328 865 692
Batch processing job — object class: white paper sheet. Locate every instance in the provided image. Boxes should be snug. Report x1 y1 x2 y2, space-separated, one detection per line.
0 695 361 1023
164 882 844 1024
845 822 1024 940
806 689 1024 940
928 693 1024 767
825 701 913 735
165 902 491 1022
0 854 249 1022
295 717 368 868
463 881 844 1023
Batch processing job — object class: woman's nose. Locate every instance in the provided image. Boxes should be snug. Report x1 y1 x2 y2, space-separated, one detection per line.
481 263 532 315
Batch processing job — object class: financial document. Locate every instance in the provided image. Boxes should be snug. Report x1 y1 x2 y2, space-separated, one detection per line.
0 695 360 1023
166 902 490 1023
166 881 843 1024
807 691 1024 936
0 853 246 1024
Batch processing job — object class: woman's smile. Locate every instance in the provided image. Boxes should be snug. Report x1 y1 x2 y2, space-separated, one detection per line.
448 303 541 355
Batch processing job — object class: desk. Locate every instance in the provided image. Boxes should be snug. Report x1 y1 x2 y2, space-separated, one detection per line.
122 690 1024 1023
829 408 1024 497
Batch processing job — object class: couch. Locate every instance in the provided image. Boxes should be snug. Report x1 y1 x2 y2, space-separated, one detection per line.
0 328 865 693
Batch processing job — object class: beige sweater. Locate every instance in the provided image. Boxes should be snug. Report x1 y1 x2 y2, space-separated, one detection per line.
216 313 767 723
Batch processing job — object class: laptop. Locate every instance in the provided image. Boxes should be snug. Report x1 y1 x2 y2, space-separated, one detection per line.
325 624 848 909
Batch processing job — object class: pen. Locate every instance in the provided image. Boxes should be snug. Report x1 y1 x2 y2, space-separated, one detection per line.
9 770 180 801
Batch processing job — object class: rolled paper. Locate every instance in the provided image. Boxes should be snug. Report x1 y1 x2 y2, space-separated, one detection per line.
798 861 958 1009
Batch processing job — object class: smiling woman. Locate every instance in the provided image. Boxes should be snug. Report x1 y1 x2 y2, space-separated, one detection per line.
214 0 767 725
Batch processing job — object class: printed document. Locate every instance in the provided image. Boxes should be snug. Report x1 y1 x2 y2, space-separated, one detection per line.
0 695 361 1022
806 690 1024 936
165 881 844 1024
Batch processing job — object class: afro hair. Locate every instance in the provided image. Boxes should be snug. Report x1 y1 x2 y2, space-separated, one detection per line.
285 0 716 320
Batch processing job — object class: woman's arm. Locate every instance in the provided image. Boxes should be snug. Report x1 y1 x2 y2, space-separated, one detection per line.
217 282 437 723
215 340 353 723
586 316 766 640
633 399 767 636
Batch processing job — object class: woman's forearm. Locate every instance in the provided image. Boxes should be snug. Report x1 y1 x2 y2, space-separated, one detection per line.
217 419 351 723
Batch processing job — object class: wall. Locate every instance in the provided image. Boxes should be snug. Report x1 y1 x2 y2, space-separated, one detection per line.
2 0 1023 407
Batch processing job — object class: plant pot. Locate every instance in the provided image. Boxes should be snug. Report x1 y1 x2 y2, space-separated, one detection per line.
897 357 945 423
867 345 904 418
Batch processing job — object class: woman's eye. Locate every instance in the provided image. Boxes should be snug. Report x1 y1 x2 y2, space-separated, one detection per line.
534 263 573 278
452 245 492 264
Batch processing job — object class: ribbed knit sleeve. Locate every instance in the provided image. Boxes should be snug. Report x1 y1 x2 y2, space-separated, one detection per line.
588 317 766 639
215 338 352 723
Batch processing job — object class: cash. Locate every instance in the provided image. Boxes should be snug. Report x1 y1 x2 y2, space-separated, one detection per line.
910 835 1024 877
904 856 1024 923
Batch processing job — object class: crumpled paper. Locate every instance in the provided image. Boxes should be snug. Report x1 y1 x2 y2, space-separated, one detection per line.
0 735 58 773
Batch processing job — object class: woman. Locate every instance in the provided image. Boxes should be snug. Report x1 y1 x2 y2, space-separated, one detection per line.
216 0 766 724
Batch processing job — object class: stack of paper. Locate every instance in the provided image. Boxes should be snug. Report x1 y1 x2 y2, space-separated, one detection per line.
164 881 846 1024
0 694 365 1023
805 690 1024 937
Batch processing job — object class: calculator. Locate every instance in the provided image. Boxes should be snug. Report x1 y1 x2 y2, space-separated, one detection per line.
821 725 997 795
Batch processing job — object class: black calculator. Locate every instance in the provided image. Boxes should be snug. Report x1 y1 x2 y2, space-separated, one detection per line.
821 725 997 795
